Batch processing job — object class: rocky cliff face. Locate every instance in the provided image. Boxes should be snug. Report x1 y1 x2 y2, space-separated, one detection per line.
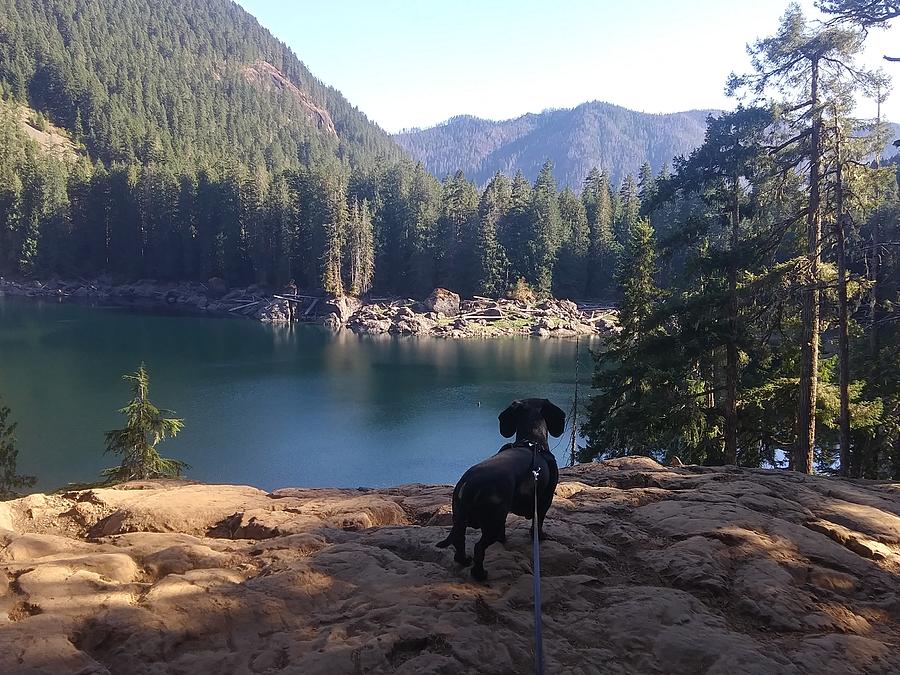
240 61 339 138
2 458 900 674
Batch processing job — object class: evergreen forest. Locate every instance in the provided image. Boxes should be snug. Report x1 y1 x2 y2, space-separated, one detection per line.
0 0 899 479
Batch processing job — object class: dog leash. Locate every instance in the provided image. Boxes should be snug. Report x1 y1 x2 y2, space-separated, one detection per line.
531 443 545 675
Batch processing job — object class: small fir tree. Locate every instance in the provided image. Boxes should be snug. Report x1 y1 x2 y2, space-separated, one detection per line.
0 396 36 499
103 364 187 482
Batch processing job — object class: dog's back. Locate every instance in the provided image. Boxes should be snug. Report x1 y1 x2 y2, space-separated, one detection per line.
458 447 552 520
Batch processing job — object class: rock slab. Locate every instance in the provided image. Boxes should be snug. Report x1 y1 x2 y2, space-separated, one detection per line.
2 460 900 673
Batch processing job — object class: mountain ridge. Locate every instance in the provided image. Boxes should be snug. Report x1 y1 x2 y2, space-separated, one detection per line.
394 101 719 189
0 0 402 170
396 102 900 190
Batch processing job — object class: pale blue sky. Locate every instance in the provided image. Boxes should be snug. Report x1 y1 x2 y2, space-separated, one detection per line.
237 0 898 132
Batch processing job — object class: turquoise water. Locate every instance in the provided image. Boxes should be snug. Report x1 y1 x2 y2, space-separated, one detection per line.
0 297 593 491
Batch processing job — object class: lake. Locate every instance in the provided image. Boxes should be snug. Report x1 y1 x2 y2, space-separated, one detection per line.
0 297 595 492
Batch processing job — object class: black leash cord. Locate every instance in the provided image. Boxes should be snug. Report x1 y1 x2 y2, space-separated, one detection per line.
531 445 545 675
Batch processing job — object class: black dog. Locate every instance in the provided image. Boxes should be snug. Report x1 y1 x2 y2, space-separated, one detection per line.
436 398 565 582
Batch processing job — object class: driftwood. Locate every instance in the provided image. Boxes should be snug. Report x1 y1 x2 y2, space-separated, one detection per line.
460 313 505 321
303 298 319 316
273 294 309 304
502 307 543 315
228 300 262 312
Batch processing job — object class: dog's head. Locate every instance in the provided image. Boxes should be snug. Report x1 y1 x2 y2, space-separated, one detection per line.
498 398 566 447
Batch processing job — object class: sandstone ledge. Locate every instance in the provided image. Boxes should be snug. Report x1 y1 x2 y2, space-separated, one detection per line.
2 459 900 673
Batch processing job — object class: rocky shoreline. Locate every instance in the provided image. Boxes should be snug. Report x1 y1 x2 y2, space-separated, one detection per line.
2 457 900 673
0 278 618 339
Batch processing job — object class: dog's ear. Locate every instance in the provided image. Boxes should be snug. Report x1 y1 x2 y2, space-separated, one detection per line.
498 401 521 438
542 399 566 438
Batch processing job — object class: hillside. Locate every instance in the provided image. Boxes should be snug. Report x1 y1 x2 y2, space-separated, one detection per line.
394 102 716 189
397 104 900 190
2 458 900 673
0 0 402 169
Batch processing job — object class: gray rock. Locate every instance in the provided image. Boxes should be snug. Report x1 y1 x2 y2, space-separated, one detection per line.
322 313 342 330
320 295 361 325
423 288 460 316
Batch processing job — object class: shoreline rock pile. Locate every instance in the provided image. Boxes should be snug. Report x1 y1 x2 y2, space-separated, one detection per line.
0 278 618 339
348 289 617 338
2 458 900 673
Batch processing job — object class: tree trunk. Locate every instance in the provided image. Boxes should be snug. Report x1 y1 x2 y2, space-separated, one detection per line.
796 57 821 475
865 219 882 479
834 134 851 478
724 177 740 466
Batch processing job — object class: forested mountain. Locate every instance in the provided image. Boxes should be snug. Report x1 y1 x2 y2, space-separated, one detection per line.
0 0 899 484
0 0 401 169
0 1 672 300
394 103 716 189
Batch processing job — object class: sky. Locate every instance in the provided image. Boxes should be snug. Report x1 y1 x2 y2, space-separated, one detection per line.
237 0 899 133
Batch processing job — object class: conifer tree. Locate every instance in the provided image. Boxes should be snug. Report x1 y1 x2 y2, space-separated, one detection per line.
346 199 375 295
527 160 562 293
103 364 187 483
638 161 657 205
0 396 36 499
320 172 347 296
729 4 878 472
474 172 511 296
405 164 441 296
435 170 478 292
500 170 533 286
615 174 640 248
581 218 662 459
554 187 589 298
583 168 617 300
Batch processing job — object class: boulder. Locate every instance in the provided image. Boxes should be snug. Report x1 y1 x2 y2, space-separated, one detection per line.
423 288 460 316
350 317 392 335
322 313 342 330
320 295 362 325
390 314 436 335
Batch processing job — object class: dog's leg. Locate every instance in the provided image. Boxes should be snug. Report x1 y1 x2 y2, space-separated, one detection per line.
437 525 471 565
451 526 471 566
530 491 553 541
472 514 504 582
529 516 548 541
437 486 472 565
471 535 489 582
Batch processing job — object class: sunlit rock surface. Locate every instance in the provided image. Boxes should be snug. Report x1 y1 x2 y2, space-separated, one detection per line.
2 458 900 673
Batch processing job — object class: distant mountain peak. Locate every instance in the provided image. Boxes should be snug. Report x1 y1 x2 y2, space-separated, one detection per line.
395 102 716 188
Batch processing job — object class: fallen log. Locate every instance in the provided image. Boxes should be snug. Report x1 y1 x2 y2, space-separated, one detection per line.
303 298 319 316
278 293 319 300
273 295 310 304
460 314 506 321
228 300 262 312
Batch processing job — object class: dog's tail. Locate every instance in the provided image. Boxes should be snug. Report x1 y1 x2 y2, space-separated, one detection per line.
435 533 453 548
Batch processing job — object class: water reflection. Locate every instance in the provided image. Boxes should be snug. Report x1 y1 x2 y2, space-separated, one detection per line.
0 297 595 491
